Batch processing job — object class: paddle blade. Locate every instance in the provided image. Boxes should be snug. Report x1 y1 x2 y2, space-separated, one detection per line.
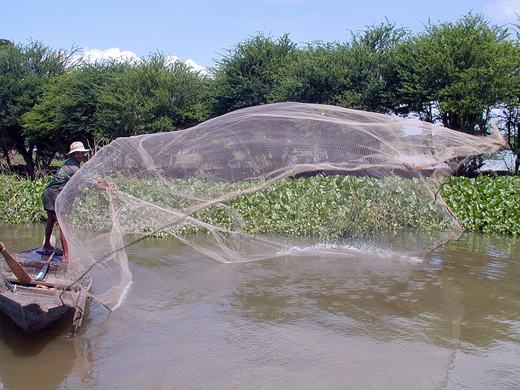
34 251 54 281
0 242 32 285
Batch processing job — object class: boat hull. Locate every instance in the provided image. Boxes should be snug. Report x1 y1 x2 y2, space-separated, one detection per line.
0 247 91 333
0 289 74 333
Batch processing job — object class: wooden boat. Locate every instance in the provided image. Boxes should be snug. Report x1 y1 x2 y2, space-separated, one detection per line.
0 243 91 333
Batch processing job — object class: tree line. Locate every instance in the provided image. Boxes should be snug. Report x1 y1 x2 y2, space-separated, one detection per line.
1 12 519 179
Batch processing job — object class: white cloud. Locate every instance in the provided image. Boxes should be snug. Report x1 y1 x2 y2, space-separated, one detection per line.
184 58 207 73
82 47 139 62
484 0 520 21
158 54 208 74
77 48 207 73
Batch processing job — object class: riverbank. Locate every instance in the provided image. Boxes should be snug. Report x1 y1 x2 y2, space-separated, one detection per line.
0 174 518 235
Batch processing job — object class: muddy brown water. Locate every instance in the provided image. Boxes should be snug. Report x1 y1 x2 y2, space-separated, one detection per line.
0 224 519 389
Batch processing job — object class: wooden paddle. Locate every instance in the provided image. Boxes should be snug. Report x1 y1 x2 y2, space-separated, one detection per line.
0 242 32 285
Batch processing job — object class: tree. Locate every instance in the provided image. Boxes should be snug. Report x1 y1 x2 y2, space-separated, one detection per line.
22 61 109 161
502 105 520 173
95 53 208 140
0 40 76 177
275 22 409 113
499 30 520 173
273 41 351 105
209 33 297 116
24 53 209 158
394 13 516 135
345 22 410 114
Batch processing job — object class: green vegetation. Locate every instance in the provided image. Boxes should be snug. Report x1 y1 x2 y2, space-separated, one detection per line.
1 13 520 177
1 13 519 237
0 40 76 179
66 175 453 238
1 174 518 236
0 175 48 223
442 176 520 235
215 175 452 237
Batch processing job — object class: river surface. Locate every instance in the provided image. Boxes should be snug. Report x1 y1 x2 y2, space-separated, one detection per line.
0 224 519 390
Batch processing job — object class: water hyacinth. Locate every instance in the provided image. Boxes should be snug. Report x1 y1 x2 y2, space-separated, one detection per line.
0 175 48 224
442 176 520 235
1 174 519 236
66 175 454 238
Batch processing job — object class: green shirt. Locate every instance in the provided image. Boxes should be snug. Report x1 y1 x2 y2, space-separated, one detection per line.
46 158 81 192
43 158 81 212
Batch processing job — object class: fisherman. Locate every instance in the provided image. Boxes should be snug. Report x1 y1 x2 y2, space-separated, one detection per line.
42 142 115 261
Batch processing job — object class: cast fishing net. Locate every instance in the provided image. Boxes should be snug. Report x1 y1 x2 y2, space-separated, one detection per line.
55 102 505 310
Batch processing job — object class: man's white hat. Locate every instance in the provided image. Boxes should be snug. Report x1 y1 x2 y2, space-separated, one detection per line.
67 141 90 155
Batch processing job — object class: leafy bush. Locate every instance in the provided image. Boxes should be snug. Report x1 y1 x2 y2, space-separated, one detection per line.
442 176 520 235
224 175 452 237
0 176 49 223
1 174 519 236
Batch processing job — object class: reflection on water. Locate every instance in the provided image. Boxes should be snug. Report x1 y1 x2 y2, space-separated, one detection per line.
0 224 519 389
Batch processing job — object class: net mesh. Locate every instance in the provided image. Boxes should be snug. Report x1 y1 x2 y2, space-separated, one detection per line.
55 102 505 310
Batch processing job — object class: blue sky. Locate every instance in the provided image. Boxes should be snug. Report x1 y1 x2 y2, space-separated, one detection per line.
1 0 519 70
